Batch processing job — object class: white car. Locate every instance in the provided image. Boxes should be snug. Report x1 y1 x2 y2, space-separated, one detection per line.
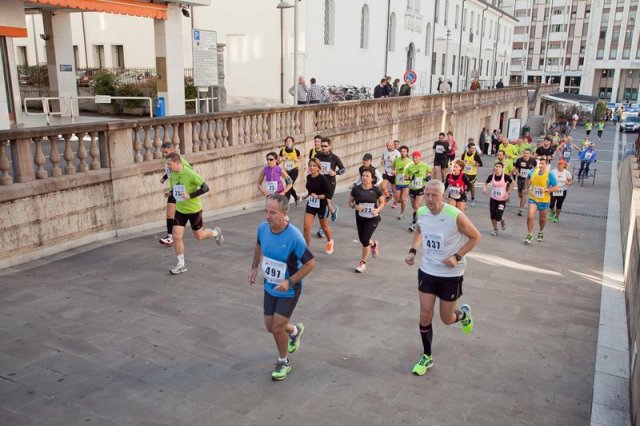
619 116 640 133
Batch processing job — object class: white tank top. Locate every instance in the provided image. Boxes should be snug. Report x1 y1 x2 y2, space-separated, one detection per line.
382 149 400 175
417 204 467 277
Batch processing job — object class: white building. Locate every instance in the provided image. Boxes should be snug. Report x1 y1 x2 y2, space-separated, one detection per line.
10 0 516 110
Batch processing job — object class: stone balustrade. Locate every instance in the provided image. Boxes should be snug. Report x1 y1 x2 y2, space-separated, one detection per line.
0 85 547 268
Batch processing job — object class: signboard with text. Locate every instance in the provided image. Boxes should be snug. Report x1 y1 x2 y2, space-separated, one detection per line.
192 29 218 87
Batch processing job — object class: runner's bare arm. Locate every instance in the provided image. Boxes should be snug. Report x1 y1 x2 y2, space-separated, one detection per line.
248 243 262 285
455 213 481 257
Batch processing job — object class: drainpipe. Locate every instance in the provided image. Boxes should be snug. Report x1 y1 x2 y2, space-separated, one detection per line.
384 0 391 76
429 2 437 93
456 0 466 91
492 15 503 88
478 5 488 85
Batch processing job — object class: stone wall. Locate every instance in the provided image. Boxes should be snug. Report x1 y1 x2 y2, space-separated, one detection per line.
0 87 536 269
619 154 640 426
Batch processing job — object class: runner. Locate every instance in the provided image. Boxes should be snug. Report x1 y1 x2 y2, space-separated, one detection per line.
577 141 597 180
444 159 473 212
405 179 481 376
308 134 323 160
381 140 401 204
494 150 514 177
446 131 457 165
433 132 450 181
549 159 573 223
348 168 386 272
535 136 556 163
483 162 514 235
279 136 303 205
257 152 293 197
302 158 335 254
513 149 537 216
393 145 413 220
524 157 560 244
159 141 191 247
314 137 345 224
352 153 383 188
557 136 575 165
517 136 532 157
248 194 316 381
461 141 483 206
405 150 432 231
498 137 519 164
584 119 593 137
165 152 223 274
596 120 605 140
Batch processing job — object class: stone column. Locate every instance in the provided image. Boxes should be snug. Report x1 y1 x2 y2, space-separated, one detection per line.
41 11 78 117
154 5 186 116
610 69 622 103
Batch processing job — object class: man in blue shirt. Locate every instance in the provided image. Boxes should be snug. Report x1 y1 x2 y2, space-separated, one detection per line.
249 194 315 381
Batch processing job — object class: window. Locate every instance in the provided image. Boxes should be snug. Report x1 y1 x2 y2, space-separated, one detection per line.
551 24 563 32
425 23 431 55
324 0 335 45
388 12 396 52
455 5 459 29
470 12 474 33
73 45 79 69
16 46 28 67
432 52 437 74
445 0 449 26
360 5 370 49
94 45 105 68
442 53 446 74
112 45 124 68
476 15 480 35
435 0 440 23
463 10 467 31
452 55 456 75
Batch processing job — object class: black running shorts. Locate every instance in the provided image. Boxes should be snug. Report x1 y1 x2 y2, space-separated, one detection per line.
264 288 301 318
174 210 204 231
418 269 463 302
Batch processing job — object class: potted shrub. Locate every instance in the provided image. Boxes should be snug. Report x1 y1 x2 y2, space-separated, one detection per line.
91 70 121 115
116 83 146 115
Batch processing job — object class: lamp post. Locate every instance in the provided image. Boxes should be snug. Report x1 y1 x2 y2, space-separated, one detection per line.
276 0 298 106
436 29 452 87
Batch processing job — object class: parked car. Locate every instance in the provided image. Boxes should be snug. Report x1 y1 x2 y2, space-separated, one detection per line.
619 115 640 133
621 107 639 121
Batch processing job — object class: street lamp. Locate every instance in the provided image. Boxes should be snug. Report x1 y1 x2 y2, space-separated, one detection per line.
277 0 298 106
436 29 452 88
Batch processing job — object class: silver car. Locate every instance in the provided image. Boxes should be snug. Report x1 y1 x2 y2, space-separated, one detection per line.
619 116 640 133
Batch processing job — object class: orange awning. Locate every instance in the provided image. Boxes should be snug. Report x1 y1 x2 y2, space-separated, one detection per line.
24 0 168 20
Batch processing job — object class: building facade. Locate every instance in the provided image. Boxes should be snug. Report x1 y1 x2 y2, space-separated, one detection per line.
510 0 640 103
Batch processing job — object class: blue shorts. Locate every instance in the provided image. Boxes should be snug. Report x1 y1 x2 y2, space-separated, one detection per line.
528 199 550 210
395 184 409 191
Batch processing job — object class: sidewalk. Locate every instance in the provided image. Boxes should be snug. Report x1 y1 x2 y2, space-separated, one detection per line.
0 129 628 425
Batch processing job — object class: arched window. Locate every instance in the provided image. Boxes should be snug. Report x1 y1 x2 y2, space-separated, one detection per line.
444 0 449 26
434 0 440 23
324 0 335 45
425 23 431 55
388 12 396 52
360 4 370 49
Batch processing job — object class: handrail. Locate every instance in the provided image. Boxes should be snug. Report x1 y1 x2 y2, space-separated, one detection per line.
73 96 153 118
23 96 71 126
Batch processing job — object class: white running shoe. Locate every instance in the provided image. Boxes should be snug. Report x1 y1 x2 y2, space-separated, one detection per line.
214 227 224 245
490 229 498 236
408 223 416 232
159 235 173 247
355 261 367 273
170 264 188 275
397 214 405 220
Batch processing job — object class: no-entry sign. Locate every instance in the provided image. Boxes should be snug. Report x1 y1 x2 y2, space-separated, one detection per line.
403 70 417 85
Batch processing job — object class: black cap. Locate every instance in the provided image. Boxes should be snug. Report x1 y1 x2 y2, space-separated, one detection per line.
362 153 373 161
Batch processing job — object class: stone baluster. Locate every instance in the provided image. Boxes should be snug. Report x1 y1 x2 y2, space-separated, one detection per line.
256 115 264 143
143 127 153 161
90 132 101 170
262 115 269 142
63 133 76 174
34 137 48 179
77 132 89 172
237 117 245 144
153 125 162 158
245 116 252 143
222 119 230 147
192 121 200 151
215 120 223 148
0 140 13 185
207 120 215 150
250 116 257 143
49 135 62 177
133 127 143 163
163 125 172 153
172 124 181 153
200 120 208 151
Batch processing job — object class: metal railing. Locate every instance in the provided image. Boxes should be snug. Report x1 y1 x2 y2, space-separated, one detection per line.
23 97 71 125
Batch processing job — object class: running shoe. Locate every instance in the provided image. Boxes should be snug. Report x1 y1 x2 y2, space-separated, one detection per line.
408 223 416 232
214 227 224 245
460 304 473 334
295 196 300 207
517 208 523 217
288 323 305 353
552 216 560 223
397 214 405 220
159 235 173 247
325 239 334 255
524 234 533 244
386 194 393 202
371 241 380 258
355 261 367 273
330 205 339 222
170 263 188 275
470 199 475 207
412 354 433 376
548 211 556 221
500 219 506 231
316 228 325 239
271 360 292 381
490 229 498 236
391 202 399 209
537 232 544 242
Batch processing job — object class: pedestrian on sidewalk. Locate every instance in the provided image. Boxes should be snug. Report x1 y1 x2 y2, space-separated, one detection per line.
289 75 308 105
307 78 321 104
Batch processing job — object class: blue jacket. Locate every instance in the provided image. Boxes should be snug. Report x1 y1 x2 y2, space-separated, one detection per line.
579 147 597 163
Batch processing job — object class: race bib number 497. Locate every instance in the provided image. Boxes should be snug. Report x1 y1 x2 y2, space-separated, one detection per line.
262 256 287 285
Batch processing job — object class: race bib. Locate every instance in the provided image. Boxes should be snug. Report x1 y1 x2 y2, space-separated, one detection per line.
265 181 278 194
396 174 406 185
307 197 320 208
358 202 375 218
412 176 424 188
519 168 530 178
320 161 331 174
464 164 473 174
533 186 545 198
165 165 171 179
585 152 593 161
563 150 571 158
284 160 295 171
449 186 461 199
491 187 504 199
423 233 443 256
172 184 186 201
435 145 444 154
262 256 287 285
552 189 564 197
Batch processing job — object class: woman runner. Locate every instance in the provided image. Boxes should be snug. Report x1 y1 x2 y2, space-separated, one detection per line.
444 159 473 212
302 158 335 254
483 162 514 236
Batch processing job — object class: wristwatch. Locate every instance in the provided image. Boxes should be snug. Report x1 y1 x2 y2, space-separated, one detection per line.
453 253 462 262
